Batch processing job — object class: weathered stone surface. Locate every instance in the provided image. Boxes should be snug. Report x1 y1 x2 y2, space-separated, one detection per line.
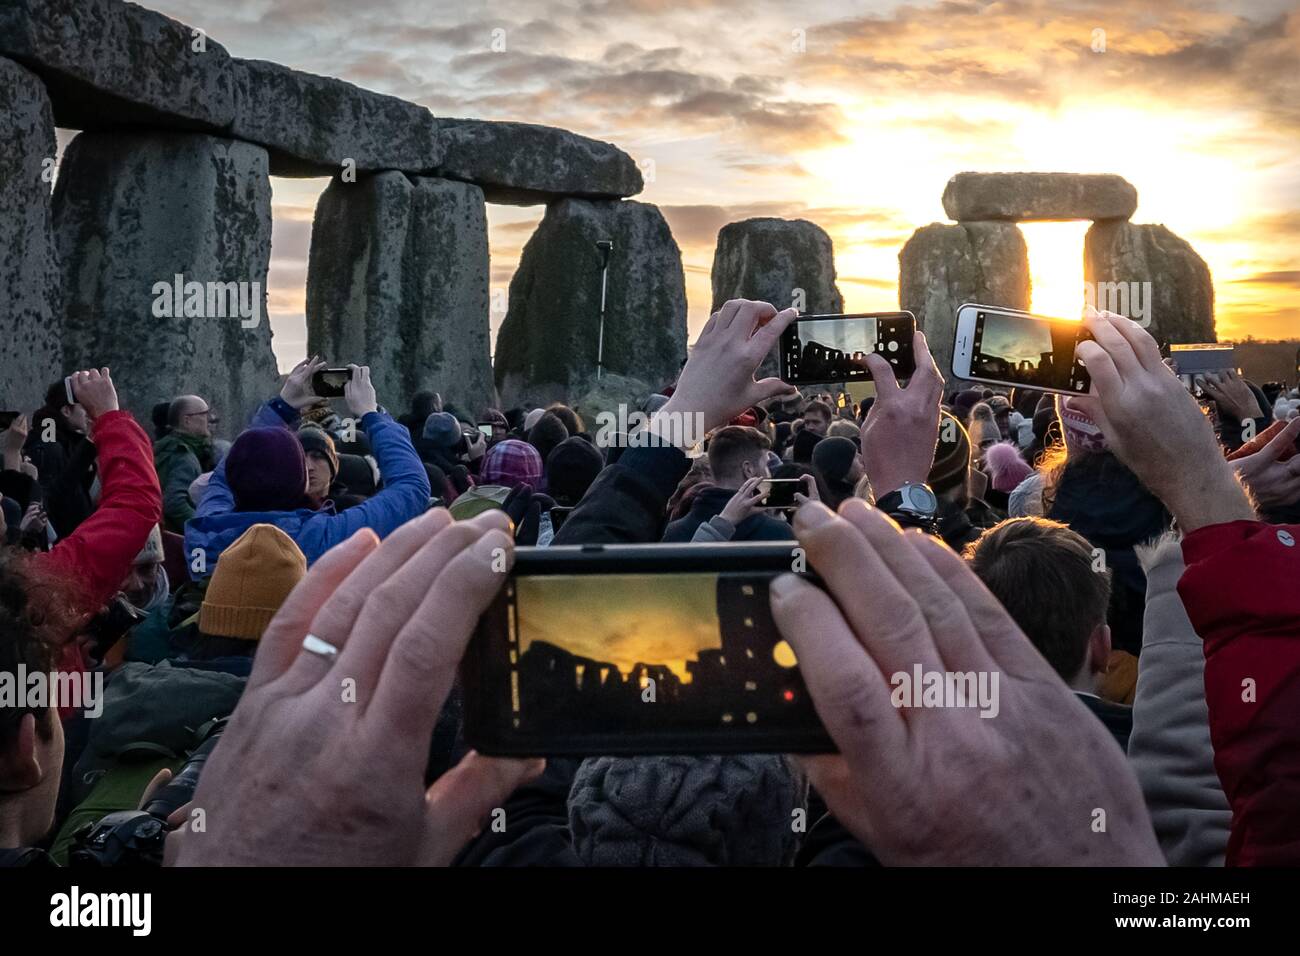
0 57 62 413
942 172 1137 222
494 200 686 407
1085 221 1215 343
52 131 279 434
434 120 643 206
306 173 494 414
231 59 442 178
0 0 234 132
899 222 1031 380
710 218 844 376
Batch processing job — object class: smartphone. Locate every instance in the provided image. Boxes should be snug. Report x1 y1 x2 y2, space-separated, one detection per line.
311 367 353 398
1169 344 1235 376
477 424 495 439
779 312 916 385
462 543 835 756
951 304 1092 395
0 412 19 431
64 375 78 407
757 478 801 509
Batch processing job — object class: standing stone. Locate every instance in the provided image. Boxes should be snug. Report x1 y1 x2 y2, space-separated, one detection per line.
1085 221 1215 343
53 131 278 434
0 57 61 413
0 0 234 132
306 173 493 414
899 222 1031 381
942 172 1137 222
710 218 844 376
494 200 686 407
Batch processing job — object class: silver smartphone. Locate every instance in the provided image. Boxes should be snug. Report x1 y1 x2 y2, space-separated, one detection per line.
951 304 1092 396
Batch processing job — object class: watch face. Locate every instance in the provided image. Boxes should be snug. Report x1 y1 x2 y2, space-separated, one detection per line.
906 484 938 514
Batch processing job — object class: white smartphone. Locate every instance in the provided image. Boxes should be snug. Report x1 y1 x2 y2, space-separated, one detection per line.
951 304 1092 396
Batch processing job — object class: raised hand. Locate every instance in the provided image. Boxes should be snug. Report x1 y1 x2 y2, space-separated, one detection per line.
69 368 119 420
770 500 1162 865
170 509 542 866
653 300 798 445
1072 311 1253 531
279 355 328 410
344 364 379 418
860 331 945 498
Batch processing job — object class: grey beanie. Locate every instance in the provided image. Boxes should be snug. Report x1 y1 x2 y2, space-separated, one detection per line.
568 754 806 866
422 411 462 448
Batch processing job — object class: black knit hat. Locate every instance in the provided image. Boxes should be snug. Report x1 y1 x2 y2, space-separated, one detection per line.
546 436 604 506
928 411 971 495
297 426 339 480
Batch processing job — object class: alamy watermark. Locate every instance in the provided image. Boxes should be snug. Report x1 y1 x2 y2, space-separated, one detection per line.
594 404 706 449
890 665 1000 718
151 274 262 328
1083 280 1152 328
0 666 103 718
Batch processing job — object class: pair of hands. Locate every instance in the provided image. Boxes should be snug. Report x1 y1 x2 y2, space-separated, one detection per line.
281 356 380 419
1195 368 1263 422
1231 417 1300 511
653 299 947 504
718 474 818 525
67 368 120 420
171 497 1161 866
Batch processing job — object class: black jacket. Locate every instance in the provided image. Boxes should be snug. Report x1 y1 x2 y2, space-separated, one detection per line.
661 486 795 542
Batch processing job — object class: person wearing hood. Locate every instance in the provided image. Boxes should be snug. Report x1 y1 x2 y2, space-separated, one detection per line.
24 381 99 538
810 435 863 512
153 395 216 533
183 358 429 578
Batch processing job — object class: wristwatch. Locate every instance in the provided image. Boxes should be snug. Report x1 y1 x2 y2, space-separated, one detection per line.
875 481 939 534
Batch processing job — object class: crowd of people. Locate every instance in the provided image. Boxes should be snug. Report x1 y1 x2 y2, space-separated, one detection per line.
2 300 1299 867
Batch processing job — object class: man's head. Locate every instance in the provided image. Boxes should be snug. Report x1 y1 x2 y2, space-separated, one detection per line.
122 526 165 609
297 427 340 506
42 381 87 435
168 394 213 438
964 518 1112 692
0 555 70 848
802 400 833 437
707 426 772 488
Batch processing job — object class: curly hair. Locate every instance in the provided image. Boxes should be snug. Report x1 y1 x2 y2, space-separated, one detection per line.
0 550 82 747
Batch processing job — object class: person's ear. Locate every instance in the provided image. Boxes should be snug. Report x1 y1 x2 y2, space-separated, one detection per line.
1088 623 1112 675
0 713 45 789
741 460 754 480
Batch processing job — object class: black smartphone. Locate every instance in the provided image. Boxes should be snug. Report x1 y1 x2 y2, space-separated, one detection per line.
779 312 916 385
462 543 835 756
952 304 1092 395
0 411 19 431
758 478 801 509
311 367 353 398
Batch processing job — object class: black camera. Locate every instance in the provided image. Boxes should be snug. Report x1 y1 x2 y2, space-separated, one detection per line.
69 717 226 867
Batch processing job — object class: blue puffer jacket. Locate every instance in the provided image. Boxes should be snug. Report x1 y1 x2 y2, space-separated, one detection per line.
184 397 430 578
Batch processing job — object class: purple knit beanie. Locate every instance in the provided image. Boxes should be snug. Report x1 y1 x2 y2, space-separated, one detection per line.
226 427 309 512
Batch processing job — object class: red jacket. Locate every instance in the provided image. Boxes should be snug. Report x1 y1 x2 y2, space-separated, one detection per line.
32 410 162 617
1179 520 1300 866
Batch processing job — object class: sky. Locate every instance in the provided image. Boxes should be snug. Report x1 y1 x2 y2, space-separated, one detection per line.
516 573 723 683
145 0 1300 371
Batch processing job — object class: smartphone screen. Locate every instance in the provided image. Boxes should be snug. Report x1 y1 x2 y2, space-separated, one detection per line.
779 312 915 385
966 309 1091 394
1169 344 1235 376
758 478 800 509
312 368 352 398
477 424 494 438
463 544 834 756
